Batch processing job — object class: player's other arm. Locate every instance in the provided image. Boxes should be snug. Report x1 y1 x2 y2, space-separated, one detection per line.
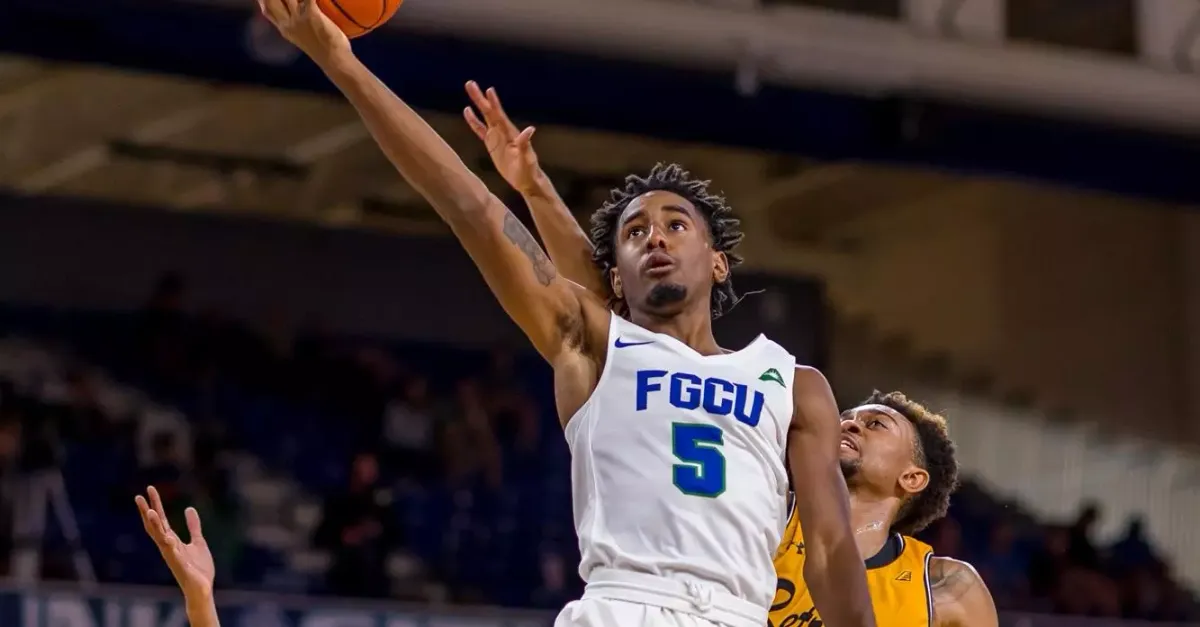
135 487 220 627
462 83 607 298
259 0 598 361
930 558 998 627
788 366 876 627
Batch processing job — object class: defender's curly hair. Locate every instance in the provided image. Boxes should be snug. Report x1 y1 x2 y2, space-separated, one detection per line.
589 163 744 318
861 390 960 536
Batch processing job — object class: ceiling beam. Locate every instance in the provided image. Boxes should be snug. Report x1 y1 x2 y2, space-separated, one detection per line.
16 101 217 193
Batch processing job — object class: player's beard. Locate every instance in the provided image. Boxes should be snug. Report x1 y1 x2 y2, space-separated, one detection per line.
840 457 861 483
646 283 687 308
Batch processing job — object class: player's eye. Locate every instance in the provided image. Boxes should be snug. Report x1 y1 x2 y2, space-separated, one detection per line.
628 226 646 238
669 220 687 231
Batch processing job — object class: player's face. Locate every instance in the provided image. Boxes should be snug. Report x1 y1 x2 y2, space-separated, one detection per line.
839 406 929 498
610 191 728 318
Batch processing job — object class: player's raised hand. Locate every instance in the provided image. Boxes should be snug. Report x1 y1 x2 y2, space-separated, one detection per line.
463 82 543 196
257 0 350 65
136 486 216 599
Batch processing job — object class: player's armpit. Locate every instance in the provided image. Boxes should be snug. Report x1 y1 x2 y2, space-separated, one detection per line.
788 366 877 627
318 54 606 362
930 558 998 627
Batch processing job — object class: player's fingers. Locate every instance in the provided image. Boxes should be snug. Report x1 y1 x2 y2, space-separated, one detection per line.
517 126 536 147
143 509 170 548
135 495 157 535
260 0 288 24
185 507 204 542
278 0 298 18
147 486 171 532
486 88 521 135
465 81 491 116
463 107 488 142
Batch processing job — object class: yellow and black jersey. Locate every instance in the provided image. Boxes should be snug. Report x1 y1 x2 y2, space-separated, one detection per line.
770 503 935 627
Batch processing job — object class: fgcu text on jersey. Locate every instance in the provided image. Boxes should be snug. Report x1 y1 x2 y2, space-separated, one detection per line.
635 369 765 427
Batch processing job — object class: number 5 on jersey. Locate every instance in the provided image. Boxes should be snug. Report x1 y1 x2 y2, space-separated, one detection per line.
672 423 726 497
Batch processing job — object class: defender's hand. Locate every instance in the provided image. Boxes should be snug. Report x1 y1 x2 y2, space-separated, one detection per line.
463 82 542 196
257 0 350 67
136 486 216 599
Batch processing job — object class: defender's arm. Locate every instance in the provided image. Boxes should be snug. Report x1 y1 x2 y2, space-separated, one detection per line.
522 172 608 297
788 366 876 627
930 558 998 627
321 54 596 361
462 83 607 297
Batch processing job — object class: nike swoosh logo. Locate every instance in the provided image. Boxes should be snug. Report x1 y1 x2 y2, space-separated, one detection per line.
614 338 654 348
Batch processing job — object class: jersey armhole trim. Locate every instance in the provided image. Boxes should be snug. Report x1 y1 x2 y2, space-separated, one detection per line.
922 550 935 627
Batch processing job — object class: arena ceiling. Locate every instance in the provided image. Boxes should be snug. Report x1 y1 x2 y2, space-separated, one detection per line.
0 53 1172 272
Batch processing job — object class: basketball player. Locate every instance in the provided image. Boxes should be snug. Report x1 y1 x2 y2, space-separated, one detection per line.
771 392 997 627
462 87 997 627
257 3 875 627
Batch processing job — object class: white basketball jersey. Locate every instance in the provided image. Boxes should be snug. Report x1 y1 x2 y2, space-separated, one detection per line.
565 314 796 610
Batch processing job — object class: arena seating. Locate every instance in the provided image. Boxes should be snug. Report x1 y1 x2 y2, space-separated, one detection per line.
0 304 1193 619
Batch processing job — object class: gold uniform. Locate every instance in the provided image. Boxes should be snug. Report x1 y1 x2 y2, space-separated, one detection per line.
769 507 935 627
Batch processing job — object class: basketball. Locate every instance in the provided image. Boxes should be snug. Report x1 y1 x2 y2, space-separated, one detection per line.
316 0 402 38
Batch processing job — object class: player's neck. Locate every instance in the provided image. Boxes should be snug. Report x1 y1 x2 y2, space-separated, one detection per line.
848 491 902 560
630 308 722 356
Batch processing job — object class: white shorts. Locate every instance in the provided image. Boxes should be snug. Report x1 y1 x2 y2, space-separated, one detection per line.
554 569 766 627
555 598 727 627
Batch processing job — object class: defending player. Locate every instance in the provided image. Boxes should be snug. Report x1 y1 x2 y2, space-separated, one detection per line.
772 393 997 627
258 3 874 626
462 87 997 627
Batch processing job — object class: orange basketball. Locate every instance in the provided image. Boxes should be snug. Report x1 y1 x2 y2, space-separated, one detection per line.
317 0 402 38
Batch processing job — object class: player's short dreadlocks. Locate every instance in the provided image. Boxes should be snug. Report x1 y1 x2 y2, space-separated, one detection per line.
588 163 744 318
861 390 960 536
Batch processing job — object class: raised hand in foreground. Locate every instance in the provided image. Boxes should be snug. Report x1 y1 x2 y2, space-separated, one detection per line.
463 81 541 196
136 486 221 627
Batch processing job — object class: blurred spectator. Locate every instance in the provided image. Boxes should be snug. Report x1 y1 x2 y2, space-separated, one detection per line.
313 452 399 598
139 432 185 503
1069 501 1102 570
976 520 1027 608
530 551 572 610
1110 516 1157 571
382 375 437 484
1028 525 1071 601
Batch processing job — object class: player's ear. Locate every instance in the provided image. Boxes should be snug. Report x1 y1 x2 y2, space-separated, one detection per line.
712 251 730 285
610 268 624 300
898 465 929 496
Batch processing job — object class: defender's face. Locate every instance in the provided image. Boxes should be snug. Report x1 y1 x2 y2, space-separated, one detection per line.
838 406 918 488
611 191 726 317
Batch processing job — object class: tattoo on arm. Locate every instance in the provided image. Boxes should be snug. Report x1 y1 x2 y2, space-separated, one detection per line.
930 559 976 604
502 212 557 287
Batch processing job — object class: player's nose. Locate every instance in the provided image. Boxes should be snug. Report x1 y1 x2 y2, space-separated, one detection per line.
644 225 668 250
841 420 863 435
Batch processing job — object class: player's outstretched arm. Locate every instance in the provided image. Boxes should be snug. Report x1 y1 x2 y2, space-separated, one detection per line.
135 486 220 627
258 0 602 362
929 558 998 627
787 367 876 627
462 82 607 299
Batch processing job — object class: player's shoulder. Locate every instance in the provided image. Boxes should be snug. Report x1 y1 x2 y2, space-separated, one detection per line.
791 365 828 384
789 365 833 402
929 555 984 588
